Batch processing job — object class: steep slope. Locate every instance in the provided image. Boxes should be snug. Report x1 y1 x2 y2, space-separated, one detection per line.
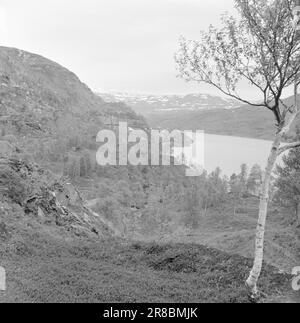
0 47 105 115
0 47 147 146
0 47 148 248
0 157 114 238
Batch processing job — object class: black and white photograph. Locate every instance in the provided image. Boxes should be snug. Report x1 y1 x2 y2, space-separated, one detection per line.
0 0 299 307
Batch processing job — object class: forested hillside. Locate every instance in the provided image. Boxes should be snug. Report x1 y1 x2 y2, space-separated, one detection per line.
0 46 147 162
0 47 298 303
144 100 300 141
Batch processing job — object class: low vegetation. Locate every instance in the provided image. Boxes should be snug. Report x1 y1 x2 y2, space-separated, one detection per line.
0 225 293 303
0 46 299 303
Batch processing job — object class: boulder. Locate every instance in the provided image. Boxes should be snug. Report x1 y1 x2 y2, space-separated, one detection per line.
55 182 82 207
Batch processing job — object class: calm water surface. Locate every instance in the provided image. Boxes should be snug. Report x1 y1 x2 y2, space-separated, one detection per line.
175 133 282 176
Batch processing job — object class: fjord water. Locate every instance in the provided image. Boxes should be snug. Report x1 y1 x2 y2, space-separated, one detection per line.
204 134 275 176
177 133 280 176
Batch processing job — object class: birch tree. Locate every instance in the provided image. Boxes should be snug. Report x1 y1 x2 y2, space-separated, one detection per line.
175 0 300 296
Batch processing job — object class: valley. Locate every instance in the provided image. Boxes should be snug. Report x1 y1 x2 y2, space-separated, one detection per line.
100 92 300 141
0 46 299 304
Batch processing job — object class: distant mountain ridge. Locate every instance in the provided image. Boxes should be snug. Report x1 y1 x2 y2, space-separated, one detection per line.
98 91 300 141
98 91 241 115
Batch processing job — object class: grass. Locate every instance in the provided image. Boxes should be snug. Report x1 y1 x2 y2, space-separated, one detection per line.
0 193 298 303
150 197 300 274
0 217 293 303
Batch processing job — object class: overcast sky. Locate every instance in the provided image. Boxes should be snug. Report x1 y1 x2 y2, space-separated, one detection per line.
0 0 267 98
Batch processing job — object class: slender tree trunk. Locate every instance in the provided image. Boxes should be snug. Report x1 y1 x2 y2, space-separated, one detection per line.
246 78 299 296
246 134 282 295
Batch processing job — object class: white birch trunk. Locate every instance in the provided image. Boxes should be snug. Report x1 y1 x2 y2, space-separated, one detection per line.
246 135 282 294
246 81 299 295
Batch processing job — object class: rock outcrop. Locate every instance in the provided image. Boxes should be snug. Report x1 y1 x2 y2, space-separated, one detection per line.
0 157 113 238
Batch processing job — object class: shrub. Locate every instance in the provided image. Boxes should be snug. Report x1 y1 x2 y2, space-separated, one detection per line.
0 166 30 205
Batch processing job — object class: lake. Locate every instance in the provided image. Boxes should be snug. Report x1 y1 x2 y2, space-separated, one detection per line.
175 133 282 177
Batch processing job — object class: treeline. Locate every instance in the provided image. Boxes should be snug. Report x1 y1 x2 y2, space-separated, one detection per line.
3 124 299 235
85 162 265 235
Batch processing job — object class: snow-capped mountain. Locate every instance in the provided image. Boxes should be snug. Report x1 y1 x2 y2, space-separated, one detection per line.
97 92 241 115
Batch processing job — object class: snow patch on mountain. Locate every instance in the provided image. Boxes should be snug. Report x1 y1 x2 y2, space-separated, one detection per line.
97 91 241 114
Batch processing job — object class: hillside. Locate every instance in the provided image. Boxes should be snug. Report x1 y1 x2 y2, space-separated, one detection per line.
145 106 277 140
0 162 295 303
0 47 297 303
0 163 297 303
0 47 147 148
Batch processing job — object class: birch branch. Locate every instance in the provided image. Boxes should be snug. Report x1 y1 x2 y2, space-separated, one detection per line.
278 141 300 155
279 76 300 136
